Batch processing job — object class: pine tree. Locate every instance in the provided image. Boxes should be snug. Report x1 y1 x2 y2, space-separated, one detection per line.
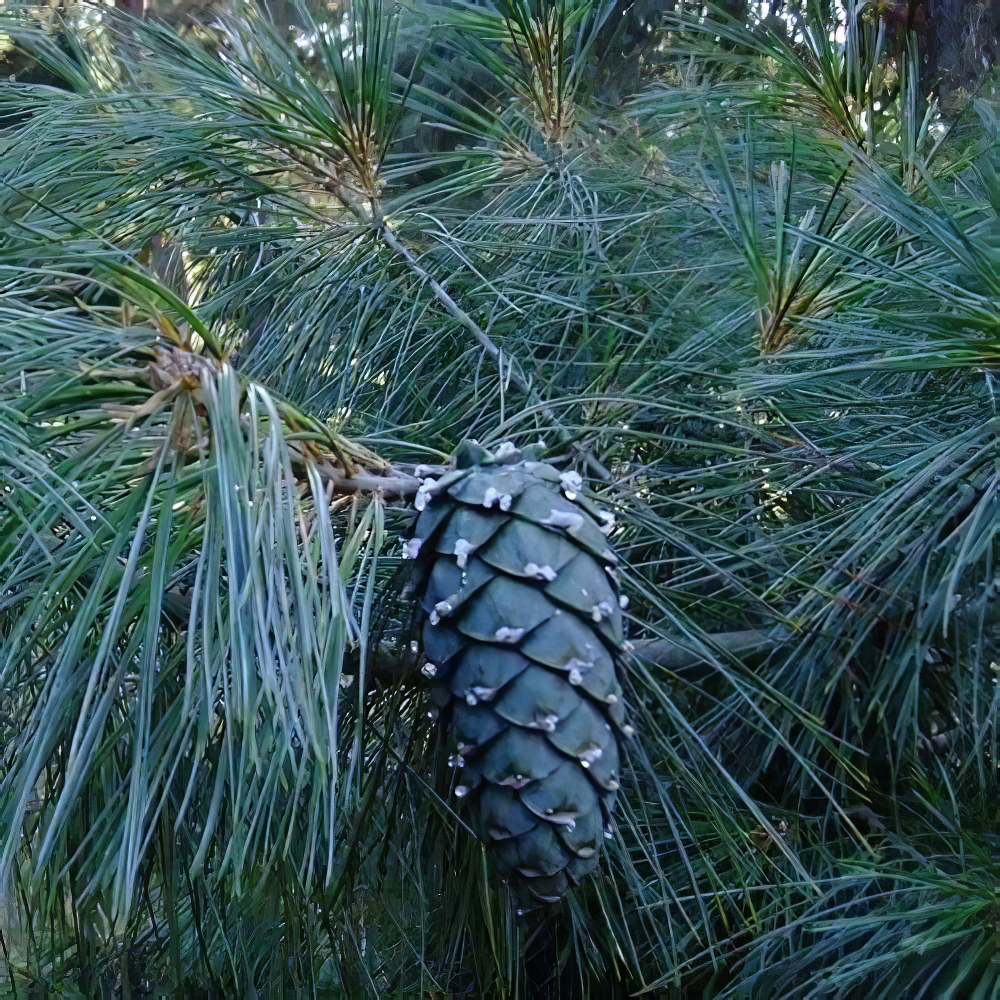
0 0 997 995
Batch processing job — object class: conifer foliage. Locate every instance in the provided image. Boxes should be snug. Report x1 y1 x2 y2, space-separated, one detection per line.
0 0 998 995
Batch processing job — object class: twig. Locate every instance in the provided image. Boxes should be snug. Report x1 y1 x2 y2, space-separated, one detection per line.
316 459 421 497
378 222 528 391
378 221 614 479
632 629 784 668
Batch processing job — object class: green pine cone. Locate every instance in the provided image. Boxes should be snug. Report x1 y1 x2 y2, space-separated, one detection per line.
405 442 632 906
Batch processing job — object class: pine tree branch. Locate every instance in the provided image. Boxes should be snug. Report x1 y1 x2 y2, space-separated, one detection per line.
316 459 421 497
377 221 612 480
377 221 525 390
633 629 784 668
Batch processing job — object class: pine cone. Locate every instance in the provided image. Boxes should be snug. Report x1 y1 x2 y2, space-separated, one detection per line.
405 441 631 906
